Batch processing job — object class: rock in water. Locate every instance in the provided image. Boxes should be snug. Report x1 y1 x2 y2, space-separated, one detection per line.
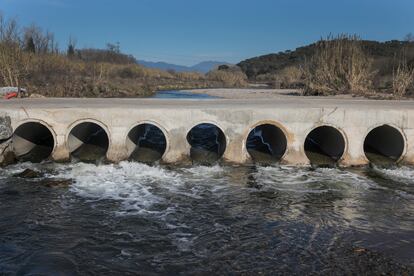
13 169 42 178
0 114 15 167
42 178 72 188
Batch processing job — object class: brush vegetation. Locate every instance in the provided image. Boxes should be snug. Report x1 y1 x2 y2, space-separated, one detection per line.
0 13 247 98
239 34 414 97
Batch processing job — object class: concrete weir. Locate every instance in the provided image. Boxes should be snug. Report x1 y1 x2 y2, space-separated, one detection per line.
1 98 414 166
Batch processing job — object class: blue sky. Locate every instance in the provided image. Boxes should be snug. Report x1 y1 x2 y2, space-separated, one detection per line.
1 0 414 65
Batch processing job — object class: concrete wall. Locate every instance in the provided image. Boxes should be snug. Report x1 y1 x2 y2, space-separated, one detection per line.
1 98 414 166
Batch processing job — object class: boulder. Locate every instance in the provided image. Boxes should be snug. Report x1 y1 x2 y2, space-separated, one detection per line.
0 115 15 167
0 115 12 140
0 140 15 166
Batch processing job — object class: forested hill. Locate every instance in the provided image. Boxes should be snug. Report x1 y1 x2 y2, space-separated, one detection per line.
237 40 414 80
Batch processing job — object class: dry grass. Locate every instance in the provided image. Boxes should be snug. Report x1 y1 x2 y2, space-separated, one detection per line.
392 57 414 97
0 42 247 97
206 70 248 87
0 13 247 97
302 34 374 95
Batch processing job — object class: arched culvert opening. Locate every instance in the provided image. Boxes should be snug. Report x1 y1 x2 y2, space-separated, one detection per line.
304 126 345 166
246 124 287 164
364 125 404 165
13 122 55 162
186 123 226 165
126 123 167 163
68 122 109 162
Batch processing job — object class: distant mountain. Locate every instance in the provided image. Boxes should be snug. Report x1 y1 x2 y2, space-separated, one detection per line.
138 60 231 73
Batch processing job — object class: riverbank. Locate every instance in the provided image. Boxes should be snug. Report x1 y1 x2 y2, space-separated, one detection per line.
183 88 414 100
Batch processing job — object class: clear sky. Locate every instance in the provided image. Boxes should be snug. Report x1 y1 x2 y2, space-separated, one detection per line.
1 0 414 65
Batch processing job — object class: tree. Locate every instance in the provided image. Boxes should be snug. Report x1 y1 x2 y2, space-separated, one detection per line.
0 13 20 45
24 36 35 53
106 42 120 53
67 36 76 57
218 64 230 71
404 33 414 42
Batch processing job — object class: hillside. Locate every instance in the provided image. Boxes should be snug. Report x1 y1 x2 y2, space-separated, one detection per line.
237 40 414 93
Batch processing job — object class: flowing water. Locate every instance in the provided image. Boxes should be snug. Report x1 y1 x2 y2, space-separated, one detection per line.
0 161 413 275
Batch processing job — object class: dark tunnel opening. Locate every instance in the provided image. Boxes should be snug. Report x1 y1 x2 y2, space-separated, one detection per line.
68 122 109 162
304 126 345 166
13 122 55 162
364 125 404 165
186 123 226 165
127 123 167 163
246 124 287 164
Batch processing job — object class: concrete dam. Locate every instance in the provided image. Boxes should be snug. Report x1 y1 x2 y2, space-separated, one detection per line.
1 98 413 166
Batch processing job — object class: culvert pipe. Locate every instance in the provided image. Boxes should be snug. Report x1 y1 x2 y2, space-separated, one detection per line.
186 123 226 164
13 122 54 162
364 125 404 165
304 126 345 165
68 122 109 162
246 124 287 163
126 123 167 163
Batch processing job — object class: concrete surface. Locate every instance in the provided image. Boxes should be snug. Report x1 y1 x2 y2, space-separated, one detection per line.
1 97 413 166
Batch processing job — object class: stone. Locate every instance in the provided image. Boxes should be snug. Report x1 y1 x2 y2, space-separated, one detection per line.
0 115 12 140
13 169 42 178
0 115 14 167
0 140 15 166
41 178 72 188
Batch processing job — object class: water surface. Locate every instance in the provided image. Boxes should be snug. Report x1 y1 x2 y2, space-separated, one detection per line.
152 90 218 99
0 162 413 274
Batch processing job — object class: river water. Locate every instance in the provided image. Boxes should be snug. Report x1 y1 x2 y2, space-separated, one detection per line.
0 161 413 274
151 90 219 99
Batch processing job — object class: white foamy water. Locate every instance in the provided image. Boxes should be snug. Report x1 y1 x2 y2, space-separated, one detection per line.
252 165 377 193
376 166 414 185
2 161 413 215
50 161 183 214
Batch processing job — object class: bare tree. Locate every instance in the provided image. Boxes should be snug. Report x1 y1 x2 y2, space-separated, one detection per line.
0 13 20 45
0 43 32 87
23 24 54 54
67 35 77 57
404 33 414 42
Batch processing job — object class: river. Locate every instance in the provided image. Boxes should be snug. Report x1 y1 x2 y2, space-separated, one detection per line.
0 161 413 274
151 90 218 99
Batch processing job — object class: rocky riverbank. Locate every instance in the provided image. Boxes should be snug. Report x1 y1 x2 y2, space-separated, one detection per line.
0 115 15 166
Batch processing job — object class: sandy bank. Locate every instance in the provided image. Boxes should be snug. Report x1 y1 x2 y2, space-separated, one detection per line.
184 88 412 101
